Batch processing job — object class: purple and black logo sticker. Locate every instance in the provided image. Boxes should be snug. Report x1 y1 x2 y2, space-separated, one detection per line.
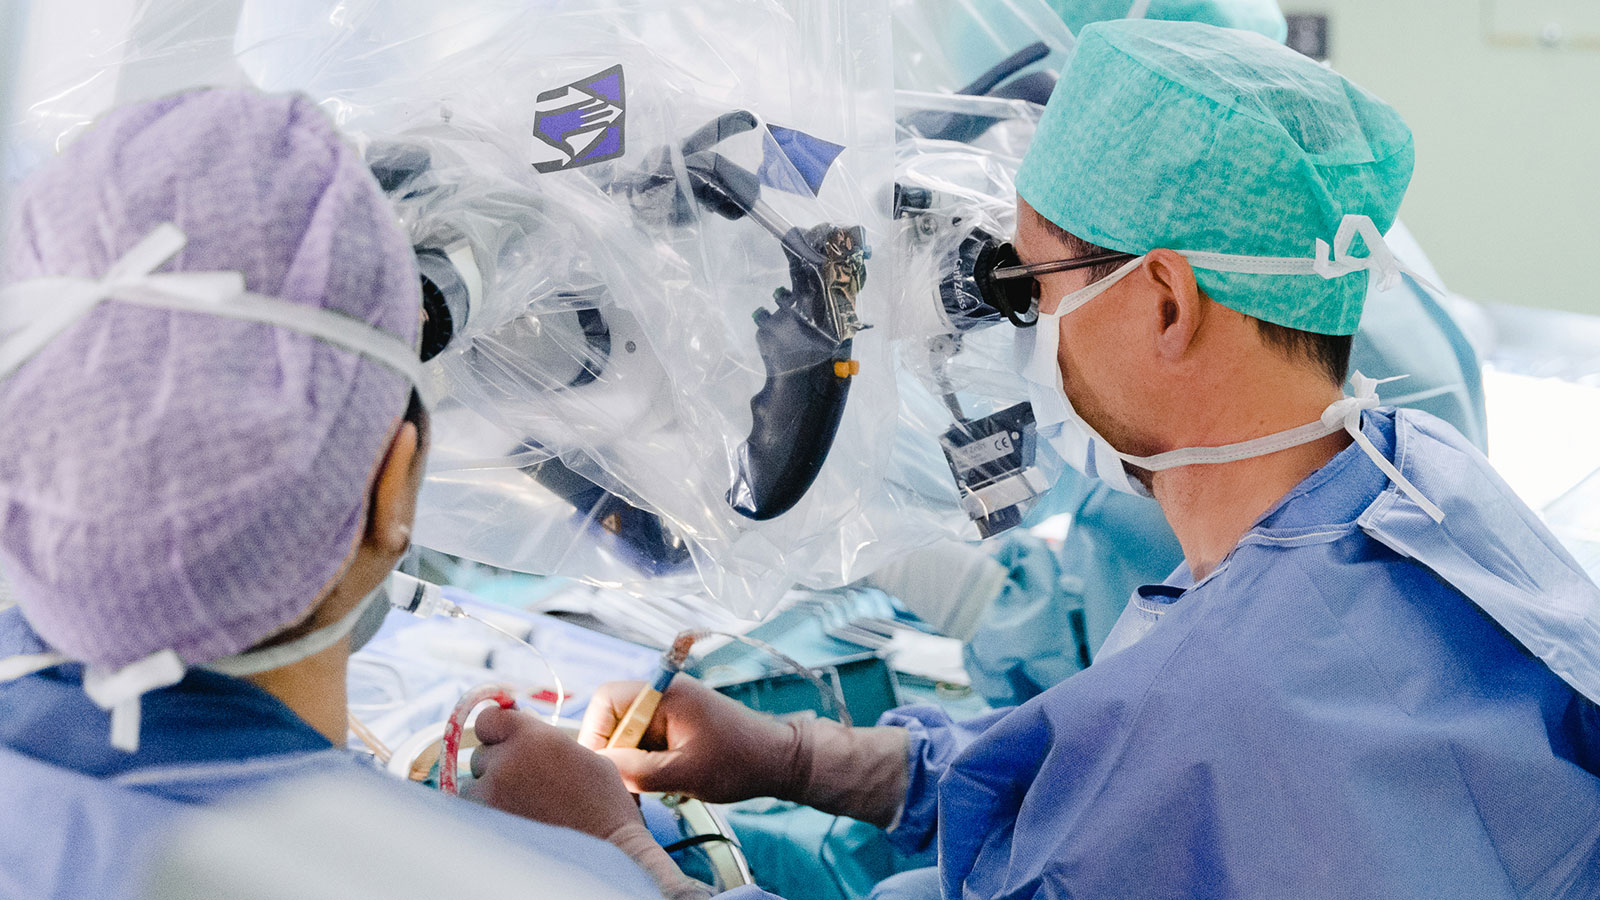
532 65 625 174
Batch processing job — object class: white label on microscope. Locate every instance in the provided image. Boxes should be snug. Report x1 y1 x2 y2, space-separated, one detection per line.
948 432 1014 471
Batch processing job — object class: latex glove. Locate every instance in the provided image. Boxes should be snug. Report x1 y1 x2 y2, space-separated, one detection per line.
581 674 909 828
468 706 641 840
469 708 713 900
579 674 803 803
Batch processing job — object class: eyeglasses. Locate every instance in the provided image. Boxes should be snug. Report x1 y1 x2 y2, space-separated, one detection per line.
976 242 1137 328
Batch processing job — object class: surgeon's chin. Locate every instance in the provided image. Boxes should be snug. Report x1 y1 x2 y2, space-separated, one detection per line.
1081 402 1158 488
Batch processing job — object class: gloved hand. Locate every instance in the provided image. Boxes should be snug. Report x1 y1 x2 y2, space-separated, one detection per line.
579 674 804 803
470 707 714 900
468 706 641 839
582 674 910 828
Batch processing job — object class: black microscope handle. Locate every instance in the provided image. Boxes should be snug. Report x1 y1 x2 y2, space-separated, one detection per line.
727 306 855 521
627 114 865 521
957 41 1051 97
901 41 1057 143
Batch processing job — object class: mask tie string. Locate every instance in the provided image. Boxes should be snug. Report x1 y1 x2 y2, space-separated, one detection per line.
0 223 429 402
1325 372 1445 523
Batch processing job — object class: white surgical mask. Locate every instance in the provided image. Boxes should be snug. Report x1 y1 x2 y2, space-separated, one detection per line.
1014 215 1445 523
1015 256 1150 496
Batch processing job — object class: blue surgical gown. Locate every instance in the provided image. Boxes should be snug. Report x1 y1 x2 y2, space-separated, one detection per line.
889 409 1600 899
969 272 1491 704
0 608 775 900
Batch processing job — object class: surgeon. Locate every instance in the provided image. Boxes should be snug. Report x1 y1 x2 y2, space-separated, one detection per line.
0 88 776 900
481 20 1600 899
879 0 1490 707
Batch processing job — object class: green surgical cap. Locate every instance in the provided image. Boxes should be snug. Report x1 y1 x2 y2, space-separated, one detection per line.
1016 20 1414 335
1051 0 1287 42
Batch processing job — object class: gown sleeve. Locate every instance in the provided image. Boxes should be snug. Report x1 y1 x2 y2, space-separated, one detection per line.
875 704 1013 854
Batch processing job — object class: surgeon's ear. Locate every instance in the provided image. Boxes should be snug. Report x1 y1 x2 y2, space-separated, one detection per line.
367 420 422 557
1144 248 1205 363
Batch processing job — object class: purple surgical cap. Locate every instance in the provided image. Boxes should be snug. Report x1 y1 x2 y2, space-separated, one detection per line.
0 88 420 670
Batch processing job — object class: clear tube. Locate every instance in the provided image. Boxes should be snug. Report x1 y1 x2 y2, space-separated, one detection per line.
456 609 567 724
386 571 459 619
386 573 567 724
672 629 852 728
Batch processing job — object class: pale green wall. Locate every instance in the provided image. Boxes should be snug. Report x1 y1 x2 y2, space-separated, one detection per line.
1277 1 1600 314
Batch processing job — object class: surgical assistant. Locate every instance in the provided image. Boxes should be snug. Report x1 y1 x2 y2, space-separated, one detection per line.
554 20 1600 900
0 88 778 900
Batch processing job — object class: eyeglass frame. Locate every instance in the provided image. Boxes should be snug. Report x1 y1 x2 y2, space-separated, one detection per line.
981 244 1138 328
